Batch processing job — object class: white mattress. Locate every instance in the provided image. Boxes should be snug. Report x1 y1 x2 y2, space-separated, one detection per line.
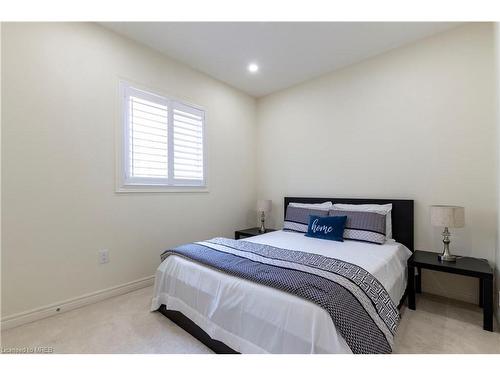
151 230 411 354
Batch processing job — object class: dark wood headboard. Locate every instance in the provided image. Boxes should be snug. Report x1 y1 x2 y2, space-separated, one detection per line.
284 197 414 251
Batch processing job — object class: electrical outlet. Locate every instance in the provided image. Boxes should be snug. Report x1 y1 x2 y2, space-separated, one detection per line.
99 249 109 264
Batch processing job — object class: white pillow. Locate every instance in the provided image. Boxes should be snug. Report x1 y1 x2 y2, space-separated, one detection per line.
332 203 393 239
288 201 333 210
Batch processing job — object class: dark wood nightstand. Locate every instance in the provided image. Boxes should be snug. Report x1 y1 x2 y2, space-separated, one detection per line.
407 250 494 331
234 227 276 240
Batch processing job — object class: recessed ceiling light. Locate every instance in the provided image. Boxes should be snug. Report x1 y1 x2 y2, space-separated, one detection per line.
248 63 259 73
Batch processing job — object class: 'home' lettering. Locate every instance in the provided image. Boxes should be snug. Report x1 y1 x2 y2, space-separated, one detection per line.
311 219 333 235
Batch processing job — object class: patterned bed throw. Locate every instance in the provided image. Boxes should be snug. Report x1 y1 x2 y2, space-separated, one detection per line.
160 238 400 354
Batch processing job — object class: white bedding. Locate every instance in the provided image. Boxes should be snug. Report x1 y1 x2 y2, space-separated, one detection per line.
151 230 411 354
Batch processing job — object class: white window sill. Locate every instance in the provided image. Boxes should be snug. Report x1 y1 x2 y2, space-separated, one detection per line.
116 185 209 193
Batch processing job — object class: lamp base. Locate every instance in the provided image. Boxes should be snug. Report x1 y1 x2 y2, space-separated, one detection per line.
259 211 266 233
438 253 457 262
438 227 457 262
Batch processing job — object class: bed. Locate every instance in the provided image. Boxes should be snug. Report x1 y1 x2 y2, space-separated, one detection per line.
151 197 414 354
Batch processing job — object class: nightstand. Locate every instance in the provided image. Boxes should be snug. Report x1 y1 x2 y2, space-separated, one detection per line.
407 250 494 331
234 227 276 240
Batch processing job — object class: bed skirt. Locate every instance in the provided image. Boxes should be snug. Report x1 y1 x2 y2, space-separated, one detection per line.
157 287 408 355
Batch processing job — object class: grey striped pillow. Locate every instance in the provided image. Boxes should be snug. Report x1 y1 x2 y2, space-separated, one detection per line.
283 206 328 233
328 210 387 244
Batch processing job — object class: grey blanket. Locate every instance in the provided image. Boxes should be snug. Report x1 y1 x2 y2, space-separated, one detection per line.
160 237 399 354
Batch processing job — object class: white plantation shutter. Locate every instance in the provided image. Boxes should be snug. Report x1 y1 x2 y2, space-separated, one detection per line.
122 83 206 188
172 102 204 183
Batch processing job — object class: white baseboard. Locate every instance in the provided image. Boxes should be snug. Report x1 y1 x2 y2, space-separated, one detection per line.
0 275 155 331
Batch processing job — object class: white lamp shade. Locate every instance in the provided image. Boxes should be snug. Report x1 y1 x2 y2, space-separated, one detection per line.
430 205 465 228
257 199 272 213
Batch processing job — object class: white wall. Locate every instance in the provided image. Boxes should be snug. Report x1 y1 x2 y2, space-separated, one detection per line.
495 22 500 323
0 22 3 322
257 23 497 303
1 23 257 318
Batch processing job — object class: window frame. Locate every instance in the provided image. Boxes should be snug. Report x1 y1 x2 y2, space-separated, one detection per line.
117 81 208 193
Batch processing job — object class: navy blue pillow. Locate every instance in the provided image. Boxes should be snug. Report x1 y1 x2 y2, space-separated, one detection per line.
305 215 347 242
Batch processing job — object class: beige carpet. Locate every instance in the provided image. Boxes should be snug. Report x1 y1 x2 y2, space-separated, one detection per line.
1 286 498 354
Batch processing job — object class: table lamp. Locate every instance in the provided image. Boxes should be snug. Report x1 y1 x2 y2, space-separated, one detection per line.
430 205 465 262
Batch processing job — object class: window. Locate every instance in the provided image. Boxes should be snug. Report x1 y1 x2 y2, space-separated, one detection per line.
120 82 206 189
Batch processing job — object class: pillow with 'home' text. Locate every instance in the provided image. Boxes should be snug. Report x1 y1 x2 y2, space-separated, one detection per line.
305 215 347 242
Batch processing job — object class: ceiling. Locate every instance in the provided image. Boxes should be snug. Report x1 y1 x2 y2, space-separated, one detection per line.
101 22 460 97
